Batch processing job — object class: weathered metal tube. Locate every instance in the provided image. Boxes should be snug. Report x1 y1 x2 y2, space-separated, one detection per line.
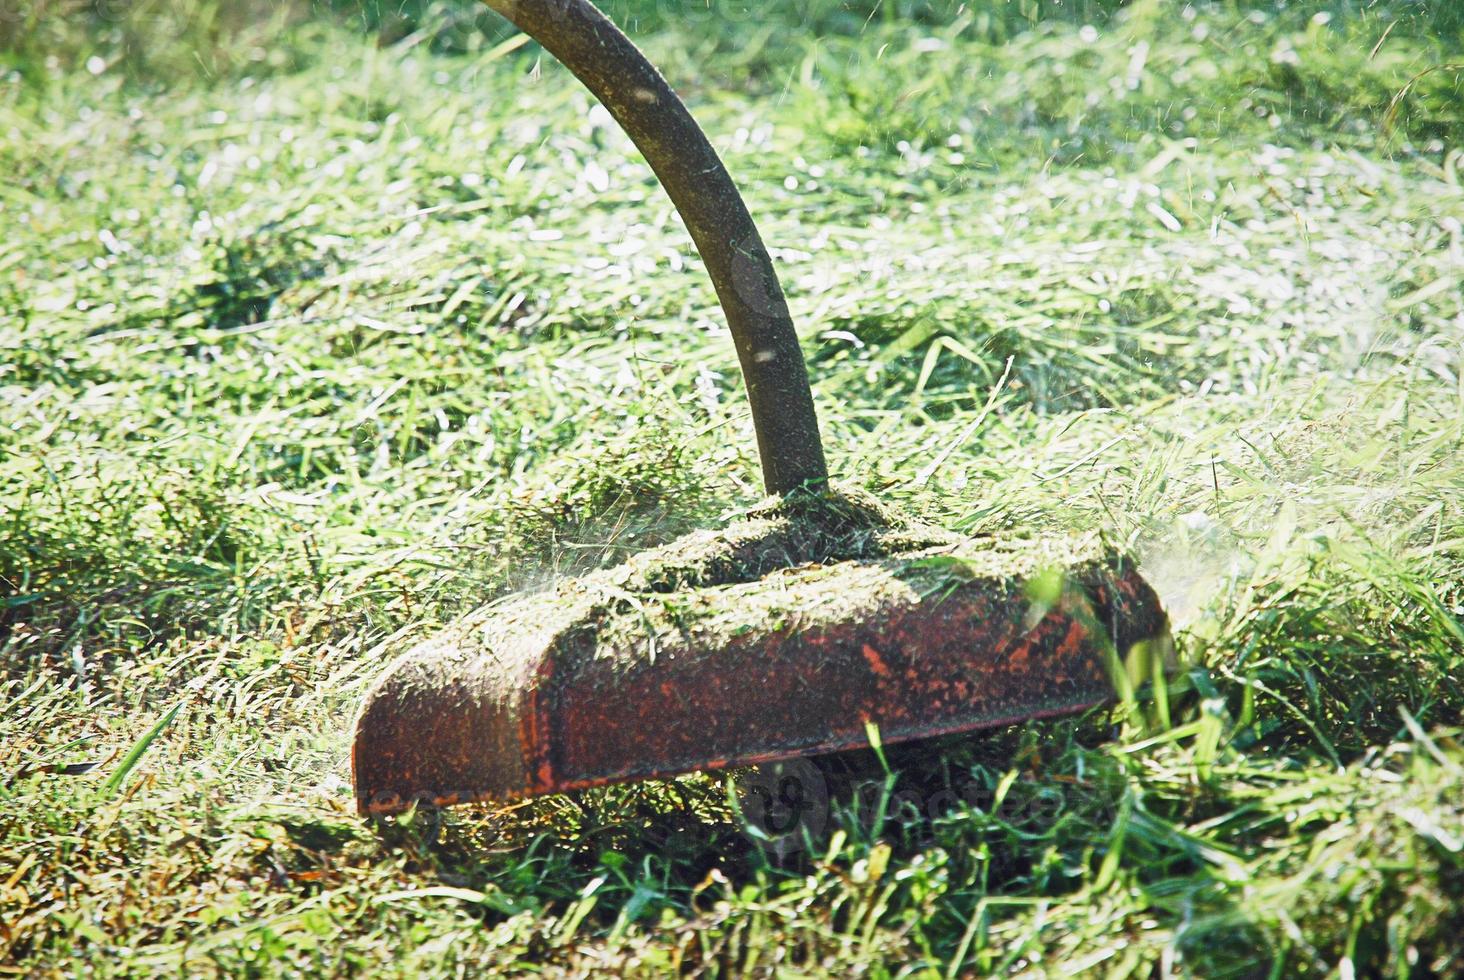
480 0 827 495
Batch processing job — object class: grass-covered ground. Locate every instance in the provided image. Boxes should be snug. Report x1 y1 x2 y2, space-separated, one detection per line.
3 0 1463 974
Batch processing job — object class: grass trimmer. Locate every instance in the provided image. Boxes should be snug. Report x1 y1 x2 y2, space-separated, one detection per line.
351 0 1171 815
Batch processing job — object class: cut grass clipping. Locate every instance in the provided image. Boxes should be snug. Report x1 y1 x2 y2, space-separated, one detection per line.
3 0 1463 975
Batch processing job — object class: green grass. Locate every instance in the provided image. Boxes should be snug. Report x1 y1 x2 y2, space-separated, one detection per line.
2 0 1463 974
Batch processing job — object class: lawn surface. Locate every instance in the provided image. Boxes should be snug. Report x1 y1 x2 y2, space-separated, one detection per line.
3 0 1463 975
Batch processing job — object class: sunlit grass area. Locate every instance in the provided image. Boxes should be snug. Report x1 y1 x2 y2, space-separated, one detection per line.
2 0 1462 974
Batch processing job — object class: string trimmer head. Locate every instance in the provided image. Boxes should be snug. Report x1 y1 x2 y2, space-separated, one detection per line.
351 0 1170 815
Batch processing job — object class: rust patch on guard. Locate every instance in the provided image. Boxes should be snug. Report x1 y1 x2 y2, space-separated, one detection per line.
862 644 892 676
1055 619 1086 659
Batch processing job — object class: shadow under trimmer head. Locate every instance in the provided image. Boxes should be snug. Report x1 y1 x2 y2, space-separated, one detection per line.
351 0 1171 815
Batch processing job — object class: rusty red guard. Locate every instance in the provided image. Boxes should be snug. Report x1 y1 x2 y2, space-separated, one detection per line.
352 536 1169 815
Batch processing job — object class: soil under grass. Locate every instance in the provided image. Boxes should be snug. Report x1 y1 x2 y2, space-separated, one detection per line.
2 1 1463 975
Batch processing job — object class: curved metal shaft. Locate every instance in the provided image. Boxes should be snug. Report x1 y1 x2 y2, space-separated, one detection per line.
481 0 828 494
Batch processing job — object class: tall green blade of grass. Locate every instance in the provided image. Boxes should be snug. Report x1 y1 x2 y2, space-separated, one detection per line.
102 702 183 796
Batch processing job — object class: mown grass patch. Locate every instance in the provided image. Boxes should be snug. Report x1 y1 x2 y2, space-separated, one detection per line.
3 0 1462 975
